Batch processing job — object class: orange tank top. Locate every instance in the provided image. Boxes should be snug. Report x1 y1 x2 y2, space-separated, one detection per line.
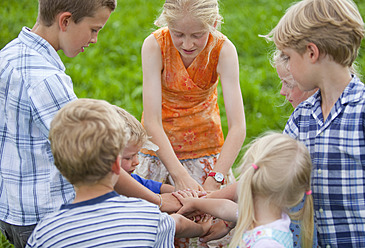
141 27 225 160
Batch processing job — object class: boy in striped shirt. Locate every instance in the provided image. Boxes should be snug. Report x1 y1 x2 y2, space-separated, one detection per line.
26 98 211 248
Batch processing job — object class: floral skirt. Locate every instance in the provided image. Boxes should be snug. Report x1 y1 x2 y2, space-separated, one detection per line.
135 153 236 248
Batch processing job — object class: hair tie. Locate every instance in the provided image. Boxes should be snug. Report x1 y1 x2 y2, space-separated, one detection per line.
306 190 312 195
251 163 258 170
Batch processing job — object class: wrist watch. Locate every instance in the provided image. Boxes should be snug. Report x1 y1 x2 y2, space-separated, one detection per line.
208 171 225 184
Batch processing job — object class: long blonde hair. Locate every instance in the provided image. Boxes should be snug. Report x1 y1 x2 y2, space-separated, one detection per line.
230 132 314 248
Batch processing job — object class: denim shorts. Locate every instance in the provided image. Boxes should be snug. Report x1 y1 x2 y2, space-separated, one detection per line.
0 220 36 248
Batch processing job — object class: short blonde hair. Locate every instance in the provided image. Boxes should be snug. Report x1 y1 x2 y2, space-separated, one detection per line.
49 98 128 186
230 132 314 248
155 0 223 36
113 106 149 147
38 0 117 26
266 0 364 67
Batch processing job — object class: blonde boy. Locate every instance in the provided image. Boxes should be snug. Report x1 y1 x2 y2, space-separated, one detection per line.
26 98 211 247
266 0 365 247
113 106 175 194
0 0 116 246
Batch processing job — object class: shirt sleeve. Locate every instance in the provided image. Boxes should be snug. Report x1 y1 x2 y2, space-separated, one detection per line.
28 73 77 138
131 174 162 194
283 110 299 139
153 213 175 248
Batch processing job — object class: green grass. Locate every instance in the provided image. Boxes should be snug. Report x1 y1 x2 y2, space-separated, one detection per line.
1 0 365 246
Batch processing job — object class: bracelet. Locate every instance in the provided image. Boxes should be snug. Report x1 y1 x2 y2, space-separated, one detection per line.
157 194 163 209
223 220 235 229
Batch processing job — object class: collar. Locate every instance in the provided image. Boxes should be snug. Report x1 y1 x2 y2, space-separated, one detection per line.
18 26 65 71
300 74 364 108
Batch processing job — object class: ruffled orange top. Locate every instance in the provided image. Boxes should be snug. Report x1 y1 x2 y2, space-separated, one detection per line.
141 27 226 160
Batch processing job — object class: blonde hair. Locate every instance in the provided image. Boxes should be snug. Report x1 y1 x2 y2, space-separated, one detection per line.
49 98 128 186
265 0 364 67
154 0 223 37
230 132 314 248
113 105 149 147
38 0 117 26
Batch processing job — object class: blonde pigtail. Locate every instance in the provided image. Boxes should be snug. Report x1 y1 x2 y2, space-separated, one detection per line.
229 164 258 248
300 193 314 248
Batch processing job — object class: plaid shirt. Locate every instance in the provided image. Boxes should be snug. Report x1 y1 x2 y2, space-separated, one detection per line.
284 75 365 247
0 27 76 225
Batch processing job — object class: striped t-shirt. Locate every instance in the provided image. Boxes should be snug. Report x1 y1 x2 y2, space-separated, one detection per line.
26 191 175 247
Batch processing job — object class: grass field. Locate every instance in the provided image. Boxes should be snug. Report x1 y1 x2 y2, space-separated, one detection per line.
1 0 365 246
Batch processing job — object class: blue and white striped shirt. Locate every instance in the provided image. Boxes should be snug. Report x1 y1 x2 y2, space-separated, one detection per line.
0 27 76 225
26 191 175 248
284 75 365 247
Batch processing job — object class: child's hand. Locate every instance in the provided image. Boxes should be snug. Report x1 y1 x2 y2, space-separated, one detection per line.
172 189 197 205
172 190 204 218
173 189 206 201
196 214 213 237
174 175 204 192
199 219 233 243
159 193 182 214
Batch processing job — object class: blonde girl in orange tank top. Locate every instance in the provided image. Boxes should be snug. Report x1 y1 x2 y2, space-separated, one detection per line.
136 1 246 246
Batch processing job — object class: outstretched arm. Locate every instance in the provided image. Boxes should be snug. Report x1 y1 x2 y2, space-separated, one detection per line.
206 182 238 202
203 39 246 191
114 169 181 213
141 34 203 192
173 191 238 222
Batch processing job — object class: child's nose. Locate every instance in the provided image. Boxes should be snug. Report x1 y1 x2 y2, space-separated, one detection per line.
132 156 139 165
182 37 193 49
280 84 287 96
90 34 98 44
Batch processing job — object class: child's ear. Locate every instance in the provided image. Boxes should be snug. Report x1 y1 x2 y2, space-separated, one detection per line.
58 12 72 32
111 155 122 175
306 42 320 63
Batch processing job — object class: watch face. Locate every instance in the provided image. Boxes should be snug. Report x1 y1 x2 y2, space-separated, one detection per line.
215 172 224 182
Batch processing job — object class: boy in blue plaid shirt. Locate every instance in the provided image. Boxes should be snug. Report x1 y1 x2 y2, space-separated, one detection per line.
265 0 365 247
0 1 117 247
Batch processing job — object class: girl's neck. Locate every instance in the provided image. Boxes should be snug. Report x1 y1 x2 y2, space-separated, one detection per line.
253 196 282 228
181 56 195 68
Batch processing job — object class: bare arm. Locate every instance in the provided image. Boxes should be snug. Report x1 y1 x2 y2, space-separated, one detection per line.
141 34 203 191
114 169 181 213
174 192 238 222
203 39 246 191
206 182 238 202
160 183 175 193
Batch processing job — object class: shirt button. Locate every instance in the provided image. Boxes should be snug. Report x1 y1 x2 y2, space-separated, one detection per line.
319 208 324 213
318 169 322 174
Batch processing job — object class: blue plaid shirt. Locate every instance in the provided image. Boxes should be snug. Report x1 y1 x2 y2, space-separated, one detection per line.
0 27 76 225
284 75 365 247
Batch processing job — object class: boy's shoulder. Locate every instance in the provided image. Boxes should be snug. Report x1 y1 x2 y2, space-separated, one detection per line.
1 27 68 85
341 76 365 105
37 192 161 226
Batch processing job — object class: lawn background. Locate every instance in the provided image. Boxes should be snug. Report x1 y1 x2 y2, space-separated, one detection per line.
1 0 365 246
